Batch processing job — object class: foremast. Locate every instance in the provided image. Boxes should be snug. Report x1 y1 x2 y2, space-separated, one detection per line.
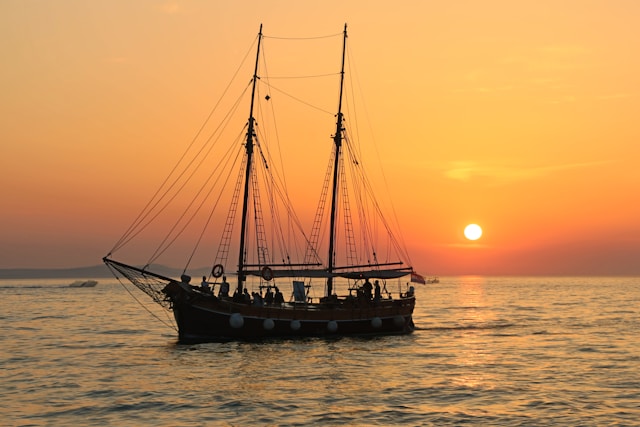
237 24 263 296
326 24 348 298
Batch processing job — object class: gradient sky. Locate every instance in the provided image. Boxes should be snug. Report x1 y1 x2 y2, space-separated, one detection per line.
2 1 639 275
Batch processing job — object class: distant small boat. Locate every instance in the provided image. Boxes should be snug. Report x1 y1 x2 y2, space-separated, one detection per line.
427 277 439 284
69 280 98 288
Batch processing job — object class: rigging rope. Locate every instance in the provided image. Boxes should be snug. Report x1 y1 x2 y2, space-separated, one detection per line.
109 37 259 256
182 138 245 273
346 45 415 267
111 80 253 256
263 32 342 40
118 277 177 332
263 72 339 80
259 80 334 115
140 100 250 264
106 263 178 332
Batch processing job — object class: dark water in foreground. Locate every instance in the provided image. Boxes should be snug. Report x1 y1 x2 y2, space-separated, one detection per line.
1 277 639 426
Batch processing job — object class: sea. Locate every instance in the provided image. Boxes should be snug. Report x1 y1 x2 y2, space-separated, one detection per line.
1 276 639 426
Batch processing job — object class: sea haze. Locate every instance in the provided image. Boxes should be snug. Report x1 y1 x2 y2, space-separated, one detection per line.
1 276 638 425
0 265 211 279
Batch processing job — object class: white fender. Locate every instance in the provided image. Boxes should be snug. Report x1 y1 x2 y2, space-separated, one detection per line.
327 320 338 332
263 318 275 330
371 317 382 328
290 320 301 331
229 313 244 329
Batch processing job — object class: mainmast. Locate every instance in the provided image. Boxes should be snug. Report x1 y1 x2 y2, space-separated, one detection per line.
326 23 347 297
237 24 263 296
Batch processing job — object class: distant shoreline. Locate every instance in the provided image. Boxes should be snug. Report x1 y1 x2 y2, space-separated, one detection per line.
0 264 210 280
0 265 113 279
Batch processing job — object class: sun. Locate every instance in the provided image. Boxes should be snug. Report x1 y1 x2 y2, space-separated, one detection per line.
464 224 483 241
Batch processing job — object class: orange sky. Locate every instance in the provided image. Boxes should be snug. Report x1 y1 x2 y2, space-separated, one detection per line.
2 1 639 275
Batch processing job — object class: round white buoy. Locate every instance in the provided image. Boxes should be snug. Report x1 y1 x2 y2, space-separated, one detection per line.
229 313 244 329
371 317 382 328
327 320 338 332
290 320 301 331
263 318 275 330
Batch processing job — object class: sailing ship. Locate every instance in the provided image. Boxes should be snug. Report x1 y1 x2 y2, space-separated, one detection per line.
104 24 426 342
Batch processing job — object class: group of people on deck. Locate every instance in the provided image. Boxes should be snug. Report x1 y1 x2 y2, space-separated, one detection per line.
199 275 229 297
251 286 285 306
200 276 285 306
198 275 390 304
359 278 383 302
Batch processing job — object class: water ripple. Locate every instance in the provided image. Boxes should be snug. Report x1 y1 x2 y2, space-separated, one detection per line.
2 277 640 425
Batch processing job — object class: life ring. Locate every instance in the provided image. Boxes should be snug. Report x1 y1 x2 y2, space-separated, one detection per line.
261 266 273 281
211 264 224 278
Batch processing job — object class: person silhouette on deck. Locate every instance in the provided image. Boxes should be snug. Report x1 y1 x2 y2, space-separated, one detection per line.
362 278 373 300
252 292 264 306
218 276 229 298
374 280 381 301
274 286 284 305
200 276 211 293
264 286 274 305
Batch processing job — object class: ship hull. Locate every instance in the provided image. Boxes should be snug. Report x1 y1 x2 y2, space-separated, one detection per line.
164 282 415 342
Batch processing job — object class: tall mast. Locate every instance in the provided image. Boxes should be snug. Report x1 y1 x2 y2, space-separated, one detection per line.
237 24 263 295
326 23 347 297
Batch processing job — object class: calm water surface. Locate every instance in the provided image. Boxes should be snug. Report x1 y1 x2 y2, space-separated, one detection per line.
1 277 639 426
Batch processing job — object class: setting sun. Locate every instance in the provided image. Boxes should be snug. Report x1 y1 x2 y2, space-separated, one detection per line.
464 224 483 241
2 2 640 277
